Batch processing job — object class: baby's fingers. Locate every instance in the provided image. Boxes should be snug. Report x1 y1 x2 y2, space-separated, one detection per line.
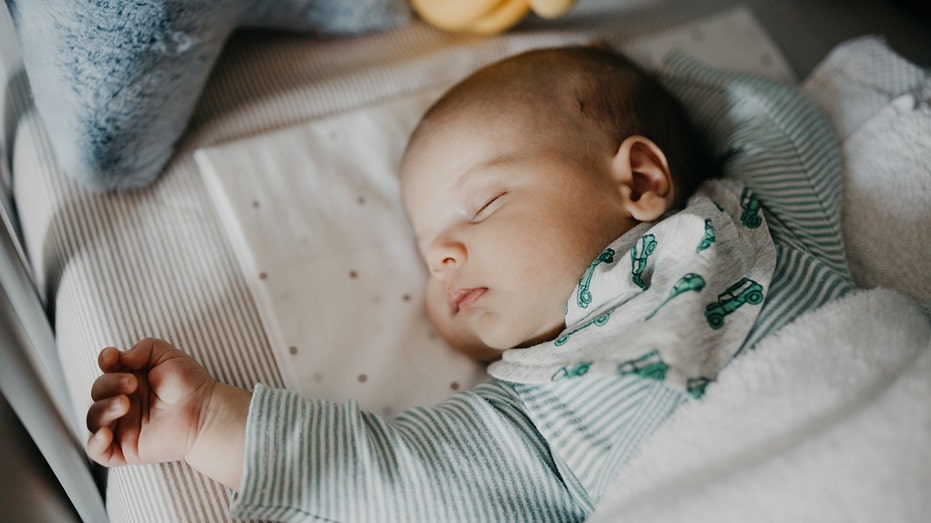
86 395 129 433
87 427 126 467
97 346 124 372
91 372 137 402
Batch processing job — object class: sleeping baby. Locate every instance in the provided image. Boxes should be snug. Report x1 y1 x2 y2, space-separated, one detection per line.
86 45 850 522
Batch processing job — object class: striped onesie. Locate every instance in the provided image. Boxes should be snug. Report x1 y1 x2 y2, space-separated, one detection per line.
230 55 854 522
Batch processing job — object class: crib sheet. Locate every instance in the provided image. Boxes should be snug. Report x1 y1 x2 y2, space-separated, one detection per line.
194 5 794 419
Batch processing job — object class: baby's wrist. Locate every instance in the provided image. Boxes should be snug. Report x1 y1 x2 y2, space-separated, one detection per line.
185 381 251 490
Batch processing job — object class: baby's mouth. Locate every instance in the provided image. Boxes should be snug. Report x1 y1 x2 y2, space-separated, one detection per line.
448 287 487 313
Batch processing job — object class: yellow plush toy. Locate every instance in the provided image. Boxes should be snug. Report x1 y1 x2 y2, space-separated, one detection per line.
412 0 576 34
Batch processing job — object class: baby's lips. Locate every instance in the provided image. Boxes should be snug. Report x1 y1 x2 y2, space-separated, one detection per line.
448 287 487 312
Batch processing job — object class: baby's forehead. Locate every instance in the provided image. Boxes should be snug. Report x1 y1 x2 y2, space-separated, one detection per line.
402 106 493 167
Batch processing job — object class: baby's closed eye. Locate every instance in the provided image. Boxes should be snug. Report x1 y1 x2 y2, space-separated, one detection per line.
470 191 507 221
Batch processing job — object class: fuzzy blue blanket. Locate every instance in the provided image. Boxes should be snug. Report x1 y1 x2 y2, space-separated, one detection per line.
4 0 409 190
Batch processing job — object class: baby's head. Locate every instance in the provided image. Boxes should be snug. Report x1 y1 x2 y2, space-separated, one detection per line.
401 45 709 362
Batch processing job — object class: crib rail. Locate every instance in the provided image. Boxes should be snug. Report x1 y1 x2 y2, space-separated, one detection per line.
0 4 107 521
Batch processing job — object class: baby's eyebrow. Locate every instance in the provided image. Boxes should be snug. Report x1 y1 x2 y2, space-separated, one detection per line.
454 155 516 191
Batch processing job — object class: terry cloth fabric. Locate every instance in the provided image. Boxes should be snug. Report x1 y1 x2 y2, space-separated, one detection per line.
801 36 931 305
489 178 776 394
587 287 931 523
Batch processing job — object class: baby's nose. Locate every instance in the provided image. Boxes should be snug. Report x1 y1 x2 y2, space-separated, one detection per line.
427 240 467 278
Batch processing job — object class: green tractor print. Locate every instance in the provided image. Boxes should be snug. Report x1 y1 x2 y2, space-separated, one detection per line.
696 218 716 253
617 349 668 381
645 273 706 320
551 361 593 381
705 277 764 329
686 377 712 399
630 234 657 290
555 311 612 347
577 248 615 309
739 188 763 228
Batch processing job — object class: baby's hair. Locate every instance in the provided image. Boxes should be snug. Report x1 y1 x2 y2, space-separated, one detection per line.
409 45 713 206
559 45 713 204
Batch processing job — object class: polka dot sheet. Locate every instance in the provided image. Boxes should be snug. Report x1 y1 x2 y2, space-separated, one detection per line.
196 88 487 417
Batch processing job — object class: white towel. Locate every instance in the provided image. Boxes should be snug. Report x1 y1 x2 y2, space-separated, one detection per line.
589 288 931 522
802 37 931 304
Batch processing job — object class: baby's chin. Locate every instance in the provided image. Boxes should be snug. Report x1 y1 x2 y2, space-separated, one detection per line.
445 321 565 363
452 341 504 364
426 296 563 362
439 321 503 362
512 323 566 348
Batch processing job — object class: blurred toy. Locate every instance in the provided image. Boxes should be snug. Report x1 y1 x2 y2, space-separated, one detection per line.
412 0 576 35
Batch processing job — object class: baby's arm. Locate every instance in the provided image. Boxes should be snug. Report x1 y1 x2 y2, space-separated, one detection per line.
230 382 586 522
86 338 251 490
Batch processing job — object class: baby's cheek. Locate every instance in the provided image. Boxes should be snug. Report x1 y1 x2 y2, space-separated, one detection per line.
424 278 447 324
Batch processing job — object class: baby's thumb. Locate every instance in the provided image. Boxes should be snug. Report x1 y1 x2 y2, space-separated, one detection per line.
120 337 177 371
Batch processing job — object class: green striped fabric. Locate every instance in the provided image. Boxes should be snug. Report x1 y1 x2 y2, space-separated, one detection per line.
232 379 686 522
659 53 854 348
231 57 853 522
232 382 590 522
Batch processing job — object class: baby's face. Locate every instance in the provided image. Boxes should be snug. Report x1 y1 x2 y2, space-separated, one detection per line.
401 102 638 357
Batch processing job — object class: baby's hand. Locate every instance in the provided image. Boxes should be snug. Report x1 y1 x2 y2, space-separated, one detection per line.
86 338 217 468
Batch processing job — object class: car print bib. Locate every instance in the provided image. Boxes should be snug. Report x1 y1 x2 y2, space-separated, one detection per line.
488 178 776 397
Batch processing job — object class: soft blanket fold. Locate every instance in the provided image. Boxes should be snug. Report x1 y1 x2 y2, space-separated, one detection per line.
801 36 931 305
588 287 931 522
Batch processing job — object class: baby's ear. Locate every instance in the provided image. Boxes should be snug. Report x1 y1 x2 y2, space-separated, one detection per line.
612 135 676 222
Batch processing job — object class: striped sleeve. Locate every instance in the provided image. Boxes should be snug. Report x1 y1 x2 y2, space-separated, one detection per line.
660 55 856 346
229 382 587 522
512 377 690 504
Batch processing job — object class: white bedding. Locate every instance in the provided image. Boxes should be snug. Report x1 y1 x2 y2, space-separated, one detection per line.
589 287 930 522
802 36 931 304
